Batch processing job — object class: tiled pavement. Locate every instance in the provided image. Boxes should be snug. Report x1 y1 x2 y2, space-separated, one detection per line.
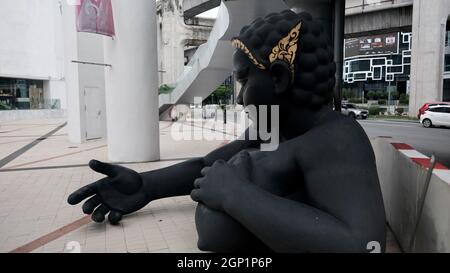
0 118 236 253
0 118 401 253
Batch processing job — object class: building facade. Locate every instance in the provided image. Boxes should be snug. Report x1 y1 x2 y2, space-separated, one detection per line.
343 32 412 99
344 0 450 116
0 0 66 115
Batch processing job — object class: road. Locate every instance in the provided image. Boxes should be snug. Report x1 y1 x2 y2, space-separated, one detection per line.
212 110 450 168
359 120 450 168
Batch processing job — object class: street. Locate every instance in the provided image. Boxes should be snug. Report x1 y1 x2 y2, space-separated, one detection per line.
214 111 450 168
359 119 450 168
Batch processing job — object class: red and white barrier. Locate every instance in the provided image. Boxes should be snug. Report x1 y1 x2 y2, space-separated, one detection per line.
391 142 450 184
372 138 450 253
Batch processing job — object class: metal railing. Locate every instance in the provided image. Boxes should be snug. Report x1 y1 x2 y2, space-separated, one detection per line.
346 0 395 10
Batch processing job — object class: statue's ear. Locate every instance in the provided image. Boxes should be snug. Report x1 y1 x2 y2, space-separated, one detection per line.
269 60 292 95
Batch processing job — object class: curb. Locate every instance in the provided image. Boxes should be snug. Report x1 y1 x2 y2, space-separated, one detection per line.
368 118 419 124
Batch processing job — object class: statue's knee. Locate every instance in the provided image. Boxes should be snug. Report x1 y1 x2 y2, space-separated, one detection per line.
195 204 262 252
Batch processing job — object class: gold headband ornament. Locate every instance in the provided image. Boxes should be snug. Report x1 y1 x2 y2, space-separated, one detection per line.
231 21 302 79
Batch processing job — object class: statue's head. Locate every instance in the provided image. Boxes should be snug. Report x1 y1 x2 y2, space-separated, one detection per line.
232 10 336 111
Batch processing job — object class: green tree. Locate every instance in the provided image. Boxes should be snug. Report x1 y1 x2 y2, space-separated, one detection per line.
342 89 353 100
367 91 377 100
159 84 175 95
376 90 386 100
390 91 399 100
205 84 232 105
399 94 409 105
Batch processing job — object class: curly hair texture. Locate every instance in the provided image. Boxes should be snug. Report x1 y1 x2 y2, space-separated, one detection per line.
234 10 336 109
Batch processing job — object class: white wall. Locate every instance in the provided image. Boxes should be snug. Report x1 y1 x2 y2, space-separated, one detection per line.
62 1 106 143
0 0 63 80
0 0 67 111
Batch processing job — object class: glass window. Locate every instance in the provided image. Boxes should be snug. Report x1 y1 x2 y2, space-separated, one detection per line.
430 107 445 113
372 59 385 66
446 30 450 47
349 60 371 72
444 79 450 101
445 55 450 72
0 77 45 111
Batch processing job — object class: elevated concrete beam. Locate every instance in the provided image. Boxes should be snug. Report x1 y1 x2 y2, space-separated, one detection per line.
345 6 413 38
345 0 413 16
183 0 221 19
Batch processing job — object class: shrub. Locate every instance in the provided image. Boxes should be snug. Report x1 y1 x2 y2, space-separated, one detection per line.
399 94 409 104
367 91 377 100
390 91 399 100
369 106 381 116
348 98 367 104
159 84 175 95
376 91 387 100
342 89 353 100
378 99 387 105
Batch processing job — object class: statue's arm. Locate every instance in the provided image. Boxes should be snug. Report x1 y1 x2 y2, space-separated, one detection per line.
222 181 357 252
141 138 259 201
191 132 362 252
219 128 383 253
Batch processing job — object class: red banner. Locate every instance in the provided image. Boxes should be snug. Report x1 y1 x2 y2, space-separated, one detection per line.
76 0 115 37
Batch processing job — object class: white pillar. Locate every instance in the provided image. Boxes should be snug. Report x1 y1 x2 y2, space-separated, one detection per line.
104 0 160 162
409 0 450 117
62 1 83 143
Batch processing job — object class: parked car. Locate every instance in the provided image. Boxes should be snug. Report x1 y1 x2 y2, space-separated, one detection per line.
418 102 450 119
202 104 219 119
341 104 369 119
420 105 450 128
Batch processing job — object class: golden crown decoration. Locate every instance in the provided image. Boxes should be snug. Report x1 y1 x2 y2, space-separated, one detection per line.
231 39 267 70
231 21 302 78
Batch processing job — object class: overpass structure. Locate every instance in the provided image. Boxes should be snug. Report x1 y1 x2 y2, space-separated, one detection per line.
183 0 221 19
157 0 214 86
343 0 450 116
160 0 346 113
159 0 291 112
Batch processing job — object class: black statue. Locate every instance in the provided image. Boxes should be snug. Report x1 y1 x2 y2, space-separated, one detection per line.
68 11 386 253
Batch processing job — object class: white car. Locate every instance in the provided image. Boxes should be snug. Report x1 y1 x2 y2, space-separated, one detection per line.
420 105 450 128
341 104 369 119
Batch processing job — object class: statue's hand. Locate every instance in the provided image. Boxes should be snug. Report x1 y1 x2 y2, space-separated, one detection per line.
191 151 252 211
67 160 152 225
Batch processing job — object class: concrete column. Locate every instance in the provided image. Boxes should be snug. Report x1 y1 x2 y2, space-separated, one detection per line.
62 1 83 143
104 0 160 162
333 0 345 112
409 0 450 117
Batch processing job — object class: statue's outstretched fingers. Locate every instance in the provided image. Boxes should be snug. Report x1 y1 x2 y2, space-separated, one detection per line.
108 211 123 225
194 178 204 189
67 184 97 205
200 167 210 177
82 195 102 215
190 189 201 202
89 160 118 178
92 204 110 223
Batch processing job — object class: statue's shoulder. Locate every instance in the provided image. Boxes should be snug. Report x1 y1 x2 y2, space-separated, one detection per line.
292 112 373 157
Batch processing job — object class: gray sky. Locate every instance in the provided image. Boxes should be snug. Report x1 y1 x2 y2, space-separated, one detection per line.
196 6 219 18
